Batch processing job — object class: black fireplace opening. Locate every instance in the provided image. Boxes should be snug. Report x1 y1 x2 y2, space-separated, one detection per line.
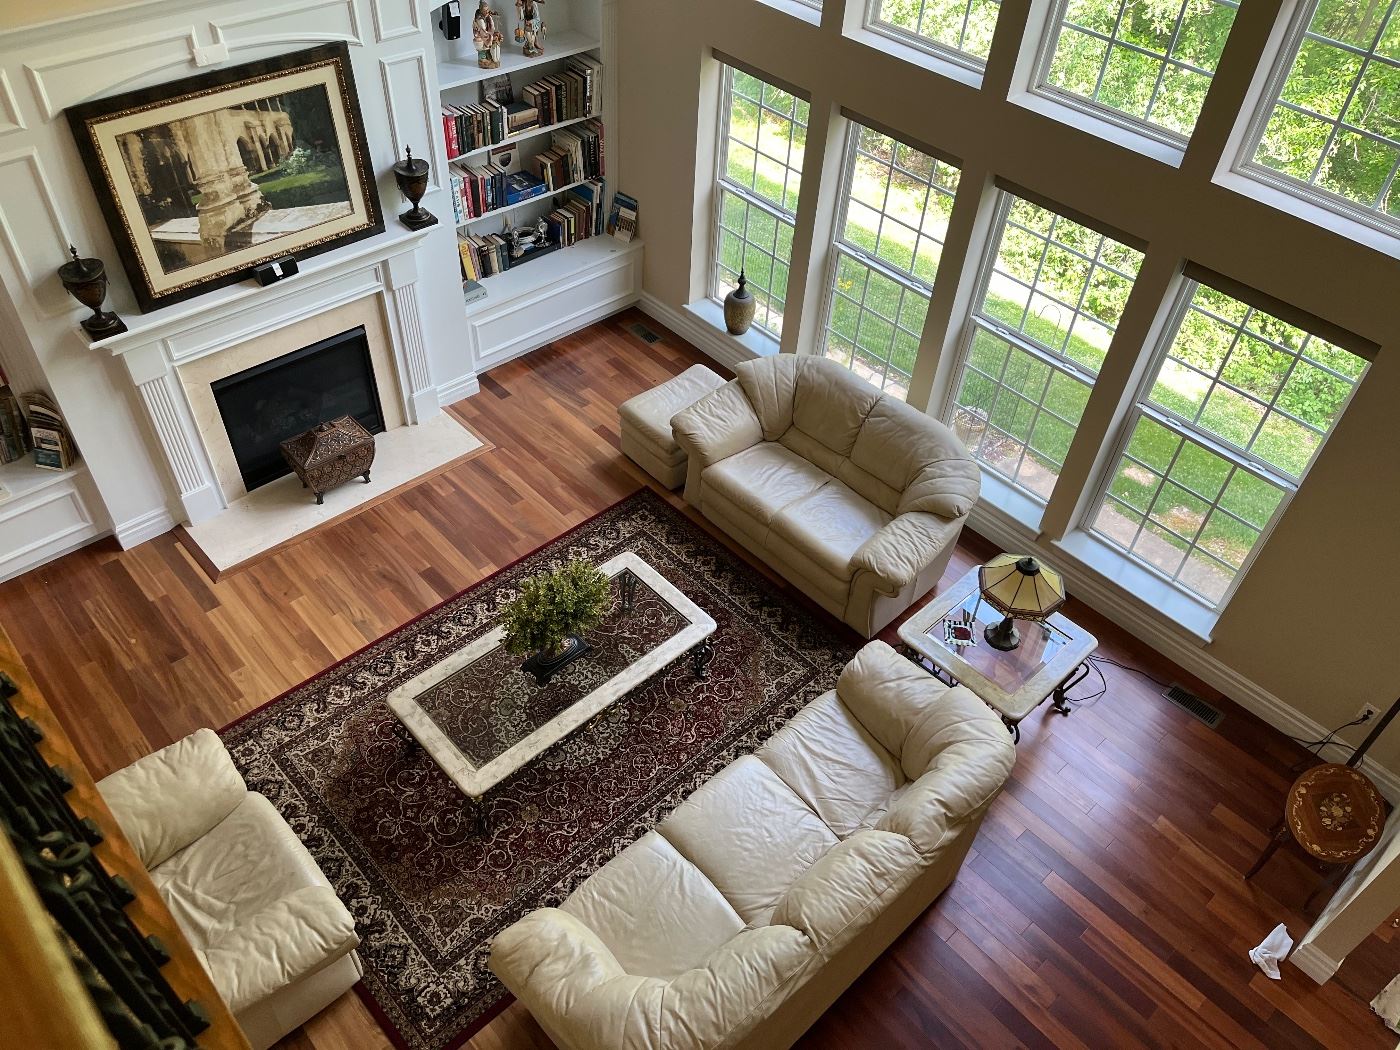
211 325 385 493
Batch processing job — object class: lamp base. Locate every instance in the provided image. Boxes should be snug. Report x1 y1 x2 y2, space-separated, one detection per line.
984 616 1021 651
398 205 439 231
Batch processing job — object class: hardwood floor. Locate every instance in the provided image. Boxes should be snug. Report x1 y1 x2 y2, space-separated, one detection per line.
3 308 1392 1049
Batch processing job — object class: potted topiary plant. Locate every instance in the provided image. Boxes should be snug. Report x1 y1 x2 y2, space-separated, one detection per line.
500 558 613 685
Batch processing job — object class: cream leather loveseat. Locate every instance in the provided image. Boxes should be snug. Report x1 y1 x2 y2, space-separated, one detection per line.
672 356 980 637
98 729 362 1050
490 641 1015 1049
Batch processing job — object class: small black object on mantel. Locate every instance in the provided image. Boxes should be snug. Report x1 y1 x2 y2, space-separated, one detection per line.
252 256 299 287
58 246 126 340
393 146 438 231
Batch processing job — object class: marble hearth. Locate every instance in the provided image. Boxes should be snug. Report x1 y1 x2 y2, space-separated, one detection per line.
92 229 484 571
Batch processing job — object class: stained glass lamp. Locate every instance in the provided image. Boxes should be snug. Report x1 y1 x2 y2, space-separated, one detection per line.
978 554 1067 651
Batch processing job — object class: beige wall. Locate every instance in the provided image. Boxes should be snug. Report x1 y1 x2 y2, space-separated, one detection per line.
0 0 152 32
618 0 1400 773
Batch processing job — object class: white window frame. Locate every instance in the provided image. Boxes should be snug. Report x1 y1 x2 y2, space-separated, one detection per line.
1079 279 1368 611
1031 0 1241 150
1234 0 1400 239
708 65 804 341
815 122 960 397
863 0 999 74
940 192 1132 506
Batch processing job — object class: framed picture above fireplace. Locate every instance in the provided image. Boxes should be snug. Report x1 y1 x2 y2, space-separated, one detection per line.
65 42 383 314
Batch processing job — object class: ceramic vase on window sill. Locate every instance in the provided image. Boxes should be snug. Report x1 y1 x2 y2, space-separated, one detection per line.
724 270 755 335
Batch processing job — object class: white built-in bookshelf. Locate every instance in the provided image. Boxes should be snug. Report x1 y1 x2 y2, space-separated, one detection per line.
430 0 641 374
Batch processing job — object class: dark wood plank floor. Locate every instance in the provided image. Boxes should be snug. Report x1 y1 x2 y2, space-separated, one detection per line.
3 309 1393 1050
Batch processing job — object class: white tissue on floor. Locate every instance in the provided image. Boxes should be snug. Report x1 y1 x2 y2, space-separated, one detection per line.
1248 923 1293 980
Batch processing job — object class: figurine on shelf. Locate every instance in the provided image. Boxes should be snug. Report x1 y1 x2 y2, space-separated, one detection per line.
506 217 550 258
514 0 545 57
472 1 503 68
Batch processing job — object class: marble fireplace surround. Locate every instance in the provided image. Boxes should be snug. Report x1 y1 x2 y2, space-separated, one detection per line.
94 229 438 526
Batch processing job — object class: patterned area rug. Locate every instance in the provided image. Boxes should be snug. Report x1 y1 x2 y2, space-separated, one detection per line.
221 490 860 1050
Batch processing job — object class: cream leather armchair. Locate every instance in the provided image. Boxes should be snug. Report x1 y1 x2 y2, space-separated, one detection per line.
97 729 362 1050
672 356 981 637
490 641 1015 1050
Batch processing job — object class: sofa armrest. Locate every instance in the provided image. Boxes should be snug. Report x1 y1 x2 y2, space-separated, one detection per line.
490 907 626 1001
670 380 763 474
849 511 965 596
97 728 247 870
197 885 359 1013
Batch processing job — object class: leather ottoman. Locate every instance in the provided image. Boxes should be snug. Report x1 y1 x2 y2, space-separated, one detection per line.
619 364 724 489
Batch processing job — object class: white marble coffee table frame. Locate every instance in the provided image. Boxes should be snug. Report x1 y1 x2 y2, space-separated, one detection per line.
387 550 717 806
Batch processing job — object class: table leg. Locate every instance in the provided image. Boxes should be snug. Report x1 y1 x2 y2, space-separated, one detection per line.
1244 819 1289 880
620 569 637 615
1304 863 1350 913
1051 662 1092 715
1002 715 1020 744
693 638 714 680
472 797 490 837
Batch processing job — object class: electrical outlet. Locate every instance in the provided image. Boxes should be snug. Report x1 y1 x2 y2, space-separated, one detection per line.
1358 703 1380 723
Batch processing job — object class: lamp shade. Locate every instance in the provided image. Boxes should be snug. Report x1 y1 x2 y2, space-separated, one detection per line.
979 554 1066 620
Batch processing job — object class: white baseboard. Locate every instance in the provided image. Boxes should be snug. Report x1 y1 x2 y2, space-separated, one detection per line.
1288 942 1342 983
436 372 480 406
967 502 1400 802
114 507 177 549
638 293 761 372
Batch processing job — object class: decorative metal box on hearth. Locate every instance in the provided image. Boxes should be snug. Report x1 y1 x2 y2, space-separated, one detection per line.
279 415 375 505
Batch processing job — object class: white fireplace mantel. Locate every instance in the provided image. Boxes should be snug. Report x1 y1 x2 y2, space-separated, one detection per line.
93 226 440 526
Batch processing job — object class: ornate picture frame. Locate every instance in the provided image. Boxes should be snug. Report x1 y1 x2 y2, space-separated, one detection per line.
66 43 383 314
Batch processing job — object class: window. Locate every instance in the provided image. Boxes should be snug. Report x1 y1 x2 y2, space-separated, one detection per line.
1242 0 1400 227
1038 0 1241 140
869 0 1004 68
819 125 961 399
1088 281 1367 606
946 194 1143 501
711 65 809 340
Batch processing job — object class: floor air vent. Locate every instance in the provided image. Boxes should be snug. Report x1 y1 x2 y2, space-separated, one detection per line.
1163 684 1223 728
628 322 662 344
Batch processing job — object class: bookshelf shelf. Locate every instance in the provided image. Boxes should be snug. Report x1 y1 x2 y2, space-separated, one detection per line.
447 113 596 162
456 179 592 228
437 30 600 91
473 235 641 299
0 456 85 503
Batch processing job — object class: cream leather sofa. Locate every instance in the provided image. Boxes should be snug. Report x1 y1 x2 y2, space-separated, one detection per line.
672 356 980 637
97 729 362 1050
490 641 1015 1050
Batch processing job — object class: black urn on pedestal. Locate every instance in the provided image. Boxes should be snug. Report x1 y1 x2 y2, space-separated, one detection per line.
58 246 126 340
392 146 438 231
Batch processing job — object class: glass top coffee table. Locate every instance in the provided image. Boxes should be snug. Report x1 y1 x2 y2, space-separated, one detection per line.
388 551 716 826
898 565 1097 742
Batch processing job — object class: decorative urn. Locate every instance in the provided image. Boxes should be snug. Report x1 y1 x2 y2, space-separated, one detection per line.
392 146 438 231
58 246 126 339
723 270 756 336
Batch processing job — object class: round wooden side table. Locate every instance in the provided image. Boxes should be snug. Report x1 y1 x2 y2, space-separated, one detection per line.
1244 763 1387 902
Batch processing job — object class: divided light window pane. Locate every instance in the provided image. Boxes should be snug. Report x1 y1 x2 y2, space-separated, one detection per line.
1090 282 1367 606
1041 0 1241 139
820 125 961 399
949 195 1143 501
871 0 1003 66
1246 0 1400 224
713 66 809 339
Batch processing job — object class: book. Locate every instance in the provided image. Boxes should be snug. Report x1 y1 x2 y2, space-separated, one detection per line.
608 191 639 241
463 279 488 306
503 171 547 205
18 391 76 470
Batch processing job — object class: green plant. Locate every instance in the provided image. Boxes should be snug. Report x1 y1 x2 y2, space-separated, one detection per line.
499 559 612 657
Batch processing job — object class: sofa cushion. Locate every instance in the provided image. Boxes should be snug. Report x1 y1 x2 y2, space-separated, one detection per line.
835 641 956 779
152 792 345 958
659 756 838 926
791 358 881 459
702 441 833 528
562 831 745 980
757 691 903 838
619 364 725 458
770 480 891 582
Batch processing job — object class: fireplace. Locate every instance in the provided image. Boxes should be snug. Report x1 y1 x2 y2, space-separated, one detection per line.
211 326 385 492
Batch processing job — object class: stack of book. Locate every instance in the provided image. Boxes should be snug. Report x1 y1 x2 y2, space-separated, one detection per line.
20 391 76 471
0 384 29 464
544 179 607 247
441 99 509 158
443 56 603 162
457 232 512 282
531 120 605 191
609 191 639 243
447 160 508 221
520 54 602 128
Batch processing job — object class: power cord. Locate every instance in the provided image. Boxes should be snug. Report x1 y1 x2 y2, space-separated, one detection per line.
1058 654 1166 711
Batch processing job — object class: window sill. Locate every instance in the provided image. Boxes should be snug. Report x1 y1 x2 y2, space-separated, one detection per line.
975 469 1047 536
756 0 822 27
686 298 781 358
1009 90 1185 169
1214 168 1400 262
845 25 984 91
1051 529 1219 645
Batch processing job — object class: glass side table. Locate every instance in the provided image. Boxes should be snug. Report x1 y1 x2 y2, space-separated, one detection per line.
898 565 1098 742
